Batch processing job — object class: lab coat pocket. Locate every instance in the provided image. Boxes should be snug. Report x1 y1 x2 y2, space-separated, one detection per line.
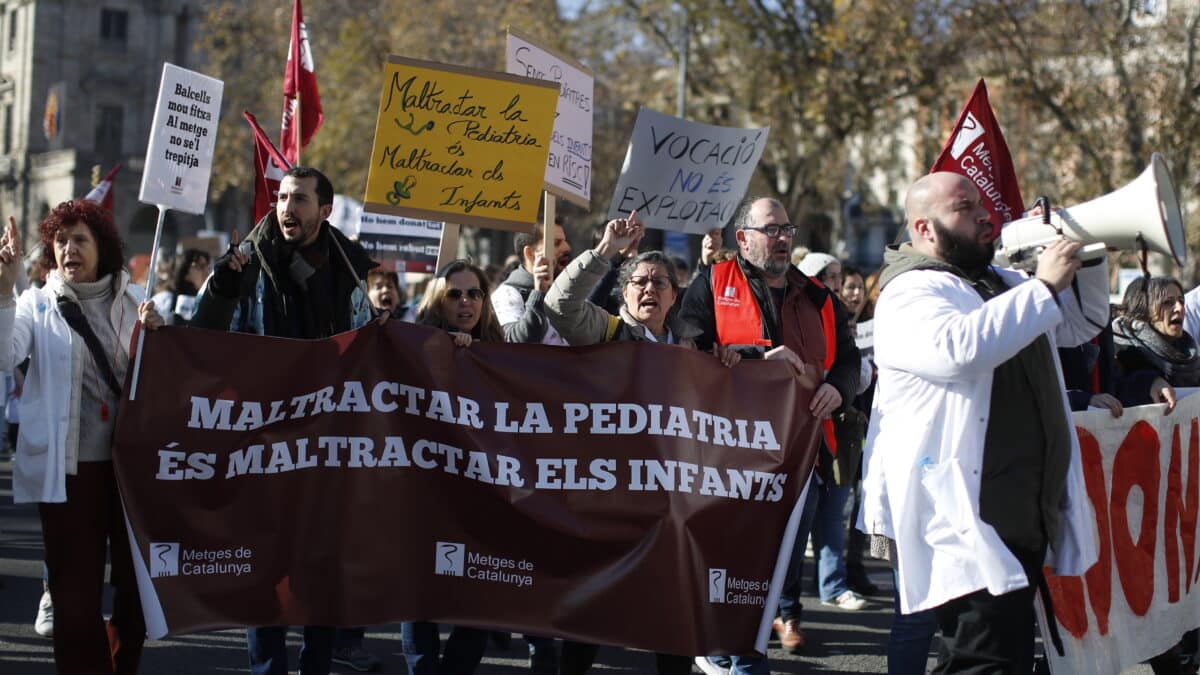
16 397 48 457
917 458 973 553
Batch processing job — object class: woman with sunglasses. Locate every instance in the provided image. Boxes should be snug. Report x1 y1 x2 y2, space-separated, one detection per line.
404 259 500 675
415 259 503 346
543 212 736 675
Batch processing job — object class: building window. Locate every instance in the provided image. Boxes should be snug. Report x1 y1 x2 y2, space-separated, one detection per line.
7 9 16 52
100 9 128 48
95 105 123 158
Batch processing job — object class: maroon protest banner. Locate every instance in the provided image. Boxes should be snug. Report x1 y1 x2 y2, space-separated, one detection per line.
114 321 821 655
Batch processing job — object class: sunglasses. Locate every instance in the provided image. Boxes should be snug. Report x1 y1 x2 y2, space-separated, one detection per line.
446 287 485 301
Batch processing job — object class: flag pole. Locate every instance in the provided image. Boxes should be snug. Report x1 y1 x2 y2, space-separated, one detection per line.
128 203 169 402
294 93 302 165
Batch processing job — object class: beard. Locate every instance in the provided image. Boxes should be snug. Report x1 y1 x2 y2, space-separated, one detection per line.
933 220 994 275
743 241 789 277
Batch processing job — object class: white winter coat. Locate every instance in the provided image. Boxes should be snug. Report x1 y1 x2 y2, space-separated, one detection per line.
0 270 143 503
859 262 1108 614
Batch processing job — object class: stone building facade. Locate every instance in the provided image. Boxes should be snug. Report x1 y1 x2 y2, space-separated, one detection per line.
0 0 216 256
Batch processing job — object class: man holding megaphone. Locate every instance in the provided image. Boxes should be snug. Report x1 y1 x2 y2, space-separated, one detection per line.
859 171 1109 673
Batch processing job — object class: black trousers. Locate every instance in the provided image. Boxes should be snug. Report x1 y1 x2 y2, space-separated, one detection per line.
932 544 1045 675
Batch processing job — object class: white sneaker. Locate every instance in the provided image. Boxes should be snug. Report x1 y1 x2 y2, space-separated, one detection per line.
821 589 867 611
693 656 730 675
34 589 53 637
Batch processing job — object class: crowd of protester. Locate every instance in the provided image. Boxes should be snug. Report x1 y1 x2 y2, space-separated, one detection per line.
4 166 1200 675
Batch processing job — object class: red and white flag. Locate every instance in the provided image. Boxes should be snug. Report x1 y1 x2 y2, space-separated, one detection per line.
244 111 292 223
931 79 1024 235
280 0 322 164
84 163 122 213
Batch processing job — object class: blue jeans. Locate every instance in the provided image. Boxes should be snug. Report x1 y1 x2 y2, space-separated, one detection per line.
888 570 937 675
776 472 820 622
247 625 334 675
812 482 852 601
401 621 487 675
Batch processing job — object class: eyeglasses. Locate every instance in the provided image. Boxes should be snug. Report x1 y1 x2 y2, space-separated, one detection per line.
627 276 672 291
742 224 797 238
446 287 485 301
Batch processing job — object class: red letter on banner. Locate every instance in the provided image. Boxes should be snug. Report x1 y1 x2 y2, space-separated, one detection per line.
1048 428 1114 637
1080 429 1113 636
1046 425 1118 634
1165 419 1199 602
1110 421 1161 616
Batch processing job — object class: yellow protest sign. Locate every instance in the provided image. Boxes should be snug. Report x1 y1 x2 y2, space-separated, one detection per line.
363 56 560 233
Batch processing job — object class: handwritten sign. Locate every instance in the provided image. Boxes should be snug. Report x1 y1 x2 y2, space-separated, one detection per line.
357 212 443 273
505 29 593 207
608 109 769 234
363 56 559 233
139 64 223 214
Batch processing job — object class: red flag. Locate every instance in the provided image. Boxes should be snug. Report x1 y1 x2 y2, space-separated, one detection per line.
84 163 122 213
244 111 293 223
280 0 322 164
930 79 1024 235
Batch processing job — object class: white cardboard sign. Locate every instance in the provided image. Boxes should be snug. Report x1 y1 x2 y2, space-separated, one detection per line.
505 29 594 207
608 108 768 234
138 63 224 214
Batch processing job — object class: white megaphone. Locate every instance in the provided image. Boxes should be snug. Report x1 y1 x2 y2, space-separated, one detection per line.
993 152 1186 269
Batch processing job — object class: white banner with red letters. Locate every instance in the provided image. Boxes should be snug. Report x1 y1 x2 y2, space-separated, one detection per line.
1043 394 1200 674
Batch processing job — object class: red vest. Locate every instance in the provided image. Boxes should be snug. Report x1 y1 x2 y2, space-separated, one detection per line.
712 259 840 455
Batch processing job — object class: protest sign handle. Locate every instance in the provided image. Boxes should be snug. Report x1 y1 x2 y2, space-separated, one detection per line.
543 192 556 278
128 204 168 402
435 222 460 273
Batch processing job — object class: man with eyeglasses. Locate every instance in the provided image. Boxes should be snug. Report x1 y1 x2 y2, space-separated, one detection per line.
679 196 861 675
859 172 1107 673
192 166 378 675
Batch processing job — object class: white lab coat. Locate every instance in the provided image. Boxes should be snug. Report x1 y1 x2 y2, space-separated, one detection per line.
0 270 143 503
859 262 1108 613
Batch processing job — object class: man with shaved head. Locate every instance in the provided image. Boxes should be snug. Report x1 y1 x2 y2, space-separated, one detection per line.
859 172 1110 672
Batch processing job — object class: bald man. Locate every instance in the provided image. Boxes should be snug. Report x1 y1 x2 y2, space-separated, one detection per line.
858 172 1109 672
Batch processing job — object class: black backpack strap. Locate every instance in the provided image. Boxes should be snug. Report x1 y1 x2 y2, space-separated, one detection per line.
56 297 122 397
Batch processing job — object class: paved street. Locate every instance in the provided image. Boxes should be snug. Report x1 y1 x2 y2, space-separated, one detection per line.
0 458 1150 674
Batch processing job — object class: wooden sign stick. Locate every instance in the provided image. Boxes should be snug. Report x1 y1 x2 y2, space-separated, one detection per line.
543 192 556 278
436 222 461 273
